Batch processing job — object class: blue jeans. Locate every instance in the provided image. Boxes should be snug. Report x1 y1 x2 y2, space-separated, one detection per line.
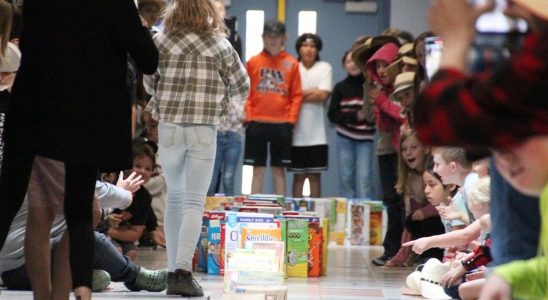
1 231 140 290
336 134 374 199
207 130 242 196
158 123 216 272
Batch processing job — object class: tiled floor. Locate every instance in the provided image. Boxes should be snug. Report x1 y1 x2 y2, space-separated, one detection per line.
0 245 420 299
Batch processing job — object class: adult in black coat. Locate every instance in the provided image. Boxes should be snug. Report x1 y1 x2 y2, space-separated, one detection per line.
0 0 158 298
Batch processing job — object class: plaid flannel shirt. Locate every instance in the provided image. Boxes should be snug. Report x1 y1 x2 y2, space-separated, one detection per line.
144 31 249 125
414 32 548 148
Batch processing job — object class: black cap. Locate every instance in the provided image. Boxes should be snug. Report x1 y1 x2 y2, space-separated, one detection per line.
263 19 286 35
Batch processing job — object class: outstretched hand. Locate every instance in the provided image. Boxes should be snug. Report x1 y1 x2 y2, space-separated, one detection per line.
479 274 512 300
402 237 430 255
116 171 144 194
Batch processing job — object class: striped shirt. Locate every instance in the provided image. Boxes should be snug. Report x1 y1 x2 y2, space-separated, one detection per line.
327 74 375 141
144 31 249 125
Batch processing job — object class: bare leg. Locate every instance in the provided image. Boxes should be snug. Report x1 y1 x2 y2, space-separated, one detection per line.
271 166 286 196
51 232 71 300
308 173 321 198
25 205 55 300
292 174 306 198
459 278 485 300
251 166 265 194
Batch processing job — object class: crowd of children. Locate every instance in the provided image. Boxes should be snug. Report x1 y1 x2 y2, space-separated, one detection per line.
0 0 547 299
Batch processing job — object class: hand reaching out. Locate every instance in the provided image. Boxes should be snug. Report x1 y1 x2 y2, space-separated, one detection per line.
442 263 466 288
116 171 144 194
479 274 511 300
402 237 430 255
106 213 123 229
436 204 464 221
150 229 166 248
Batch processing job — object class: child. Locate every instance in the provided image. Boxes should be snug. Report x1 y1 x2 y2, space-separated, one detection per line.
391 72 416 131
108 142 156 261
244 19 302 195
432 147 477 224
290 33 332 198
362 38 406 266
423 160 463 233
144 0 249 296
384 130 444 267
327 49 375 199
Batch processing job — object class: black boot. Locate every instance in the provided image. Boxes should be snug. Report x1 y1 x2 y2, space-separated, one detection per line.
166 269 204 297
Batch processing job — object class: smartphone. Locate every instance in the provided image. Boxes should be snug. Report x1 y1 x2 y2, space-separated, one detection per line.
472 0 528 33
424 37 444 80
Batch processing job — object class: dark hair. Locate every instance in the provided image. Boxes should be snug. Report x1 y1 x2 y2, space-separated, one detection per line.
424 157 459 197
295 33 323 62
413 31 434 83
132 141 156 168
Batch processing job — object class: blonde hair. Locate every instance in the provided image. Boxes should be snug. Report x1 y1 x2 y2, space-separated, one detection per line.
163 0 224 35
468 177 490 206
0 1 13 57
432 146 472 169
396 130 430 194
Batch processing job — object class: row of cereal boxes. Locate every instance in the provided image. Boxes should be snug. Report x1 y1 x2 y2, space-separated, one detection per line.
205 195 386 246
193 195 387 277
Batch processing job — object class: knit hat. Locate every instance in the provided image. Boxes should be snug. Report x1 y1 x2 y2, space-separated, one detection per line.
351 35 400 71
0 42 21 73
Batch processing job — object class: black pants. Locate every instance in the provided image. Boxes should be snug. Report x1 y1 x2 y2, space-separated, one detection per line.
406 215 446 261
378 153 404 257
0 140 97 289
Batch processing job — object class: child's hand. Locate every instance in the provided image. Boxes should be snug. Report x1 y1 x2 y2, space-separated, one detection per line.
465 267 486 281
436 204 462 221
107 213 123 229
402 237 430 255
368 88 382 106
150 229 166 248
116 171 144 194
442 264 466 288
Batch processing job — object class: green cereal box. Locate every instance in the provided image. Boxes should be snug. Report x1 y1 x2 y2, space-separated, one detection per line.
286 219 309 277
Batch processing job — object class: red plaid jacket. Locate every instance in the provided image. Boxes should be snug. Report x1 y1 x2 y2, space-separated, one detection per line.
414 32 548 148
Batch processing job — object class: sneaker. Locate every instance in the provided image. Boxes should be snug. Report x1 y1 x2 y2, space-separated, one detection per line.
91 269 111 292
125 267 168 292
166 269 204 297
372 254 392 266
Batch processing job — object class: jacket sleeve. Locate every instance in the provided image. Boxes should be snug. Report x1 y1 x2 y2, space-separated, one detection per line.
414 32 548 147
112 0 159 75
222 45 250 103
244 60 255 123
287 61 303 125
375 93 403 121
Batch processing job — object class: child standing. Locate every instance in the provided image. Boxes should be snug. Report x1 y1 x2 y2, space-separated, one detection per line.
290 33 332 198
244 19 303 195
327 49 375 199
144 0 249 296
384 130 444 267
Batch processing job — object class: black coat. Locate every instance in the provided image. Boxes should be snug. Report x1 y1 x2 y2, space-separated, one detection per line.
6 0 158 171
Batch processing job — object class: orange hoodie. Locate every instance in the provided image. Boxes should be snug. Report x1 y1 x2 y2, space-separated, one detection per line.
245 50 303 124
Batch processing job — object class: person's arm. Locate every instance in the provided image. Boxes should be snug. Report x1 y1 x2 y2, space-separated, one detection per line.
287 62 304 125
418 202 439 220
108 224 144 243
244 60 255 123
403 217 482 254
489 257 547 300
303 63 332 103
327 85 360 125
370 90 403 121
415 1 548 147
223 44 250 103
302 88 331 103
112 0 159 75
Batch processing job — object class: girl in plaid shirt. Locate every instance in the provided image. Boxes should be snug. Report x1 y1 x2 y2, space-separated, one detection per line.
144 0 249 296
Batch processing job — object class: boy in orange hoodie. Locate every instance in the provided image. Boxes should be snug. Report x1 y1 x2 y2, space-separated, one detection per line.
244 19 303 195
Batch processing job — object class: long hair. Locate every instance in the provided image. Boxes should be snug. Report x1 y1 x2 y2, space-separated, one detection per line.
163 0 225 35
396 129 430 194
0 1 13 58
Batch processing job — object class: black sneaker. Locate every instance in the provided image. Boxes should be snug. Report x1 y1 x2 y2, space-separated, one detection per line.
166 269 204 297
372 254 392 266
